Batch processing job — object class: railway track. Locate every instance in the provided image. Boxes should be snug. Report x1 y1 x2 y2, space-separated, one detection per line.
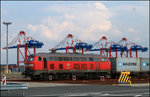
7 77 149 85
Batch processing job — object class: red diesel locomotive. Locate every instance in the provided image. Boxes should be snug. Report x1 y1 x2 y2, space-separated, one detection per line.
23 53 111 80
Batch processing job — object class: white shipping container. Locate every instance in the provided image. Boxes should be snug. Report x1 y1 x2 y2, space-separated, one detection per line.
116 58 140 72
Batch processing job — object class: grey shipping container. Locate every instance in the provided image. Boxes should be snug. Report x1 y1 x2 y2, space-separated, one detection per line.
140 58 149 72
110 57 140 72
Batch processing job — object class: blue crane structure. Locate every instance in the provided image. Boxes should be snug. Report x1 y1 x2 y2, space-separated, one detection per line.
49 34 93 54
89 36 115 57
50 34 148 58
89 36 148 58
115 37 148 58
3 31 44 67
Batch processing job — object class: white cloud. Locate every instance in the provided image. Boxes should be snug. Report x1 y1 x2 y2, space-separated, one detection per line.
64 14 75 20
134 37 141 42
112 29 124 36
27 24 38 32
95 2 108 10
27 24 52 38
127 28 135 32
27 18 79 41
28 3 113 42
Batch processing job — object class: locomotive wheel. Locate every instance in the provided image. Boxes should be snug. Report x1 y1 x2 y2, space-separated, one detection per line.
48 75 53 81
99 76 105 81
72 75 77 80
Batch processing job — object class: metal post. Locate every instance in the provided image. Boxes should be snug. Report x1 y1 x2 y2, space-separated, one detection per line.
82 48 84 54
22 90 24 96
106 51 108 57
100 49 102 56
66 47 68 53
116 49 118 58
74 45 76 54
121 51 123 57
34 47 36 54
8 90 10 94
136 50 138 58
3 22 12 74
127 51 128 58
25 43 27 61
109 47 111 57
17 45 19 68
130 48 132 58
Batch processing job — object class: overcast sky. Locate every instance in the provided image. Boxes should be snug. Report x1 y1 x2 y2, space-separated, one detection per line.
1 1 149 64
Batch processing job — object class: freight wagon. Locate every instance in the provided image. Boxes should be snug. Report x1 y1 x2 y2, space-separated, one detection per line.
23 53 111 80
109 57 149 78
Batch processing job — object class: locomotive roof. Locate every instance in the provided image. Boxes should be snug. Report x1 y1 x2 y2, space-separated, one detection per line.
31 53 105 58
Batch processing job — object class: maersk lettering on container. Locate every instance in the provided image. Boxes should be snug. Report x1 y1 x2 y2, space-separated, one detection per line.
116 58 140 72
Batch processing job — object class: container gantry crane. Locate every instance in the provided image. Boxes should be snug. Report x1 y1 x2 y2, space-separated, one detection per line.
89 36 115 57
3 31 44 67
116 37 148 58
88 36 148 58
49 34 92 54
51 34 148 58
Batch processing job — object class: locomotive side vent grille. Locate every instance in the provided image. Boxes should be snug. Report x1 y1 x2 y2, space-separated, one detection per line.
50 64 54 69
59 64 63 69
74 64 80 69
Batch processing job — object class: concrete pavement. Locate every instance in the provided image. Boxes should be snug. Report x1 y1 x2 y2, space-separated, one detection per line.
1 82 149 97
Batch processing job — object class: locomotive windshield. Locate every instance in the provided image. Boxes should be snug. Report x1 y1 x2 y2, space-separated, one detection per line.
102 58 108 62
27 56 34 61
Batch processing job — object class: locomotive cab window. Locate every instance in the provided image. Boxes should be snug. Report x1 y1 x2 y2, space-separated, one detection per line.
27 56 34 61
38 57 42 61
102 58 108 62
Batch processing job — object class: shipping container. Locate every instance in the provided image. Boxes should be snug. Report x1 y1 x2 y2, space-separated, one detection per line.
12 68 18 72
140 58 149 72
110 57 140 72
18 66 25 72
